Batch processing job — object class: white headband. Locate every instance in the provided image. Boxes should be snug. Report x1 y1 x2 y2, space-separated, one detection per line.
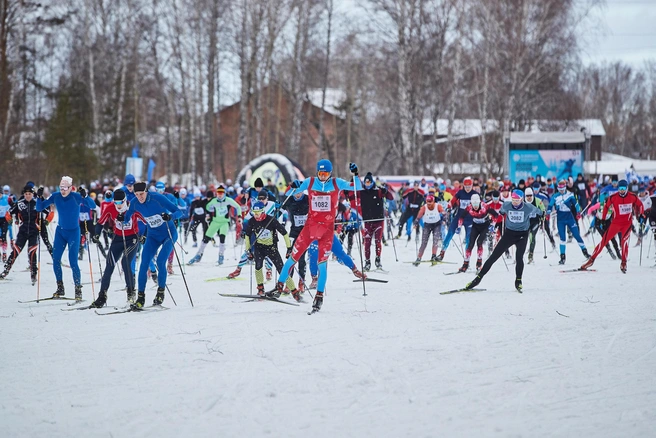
61 176 73 186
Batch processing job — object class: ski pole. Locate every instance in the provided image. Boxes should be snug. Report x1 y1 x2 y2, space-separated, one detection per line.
165 220 193 307
387 215 398 262
639 222 644 266
542 222 547 259
647 230 652 258
351 173 367 297
37 215 41 302
83 222 96 300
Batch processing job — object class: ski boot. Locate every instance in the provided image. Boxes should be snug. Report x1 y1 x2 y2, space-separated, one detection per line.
375 256 382 269
558 254 566 265
620 261 627 274
133 292 146 309
351 267 367 280
78 246 85 261
126 288 136 304
458 261 469 273
31 275 37 286
312 292 324 312
227 267 242 279
475 259 482 272
515 278 523 293
53 281 65 298
192 242 198 248
151 270 158 284
430 254 438 266
465 275 481 290
412 258 421 267
167 263 174 275
0 269 8 280
436 250 445 262
256 284 265 296
309 275 318 289
407 234 411 242
364 260 371 272
582 248 591 259
580 257 594 271
528 252 534 264
90 291 107 308
291 288 302 302
187 254 202 265
218 254 224 265
266 269 272 281
153 287 165 305
297 278 306 293
505 250 512 259
266 282 284 299
74 284 83 301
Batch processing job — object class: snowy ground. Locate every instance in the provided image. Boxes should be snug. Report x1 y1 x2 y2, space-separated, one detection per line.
1 222 655 438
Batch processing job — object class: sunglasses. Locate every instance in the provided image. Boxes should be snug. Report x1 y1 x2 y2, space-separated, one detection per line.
114 199 125 205
60 186 71 191
318 171 331 179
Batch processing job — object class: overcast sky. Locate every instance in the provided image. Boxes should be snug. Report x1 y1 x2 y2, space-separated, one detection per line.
580 0 656 66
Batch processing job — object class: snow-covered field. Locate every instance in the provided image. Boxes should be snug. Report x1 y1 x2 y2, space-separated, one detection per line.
1 224 655 438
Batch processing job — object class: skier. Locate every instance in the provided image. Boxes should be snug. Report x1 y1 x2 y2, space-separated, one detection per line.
412 195 445 266
437 176 476 261
581 179 644 273
243 201 299 298
0 185 39 283
524 188 546 263
458 193 498 272
283 183 309 291
397 180 424 241
464 190 544 292
186 191 211 247
546 179 590 265
36 177 97 300
90 189 142 308
187 185 242 265
359 172 392 271
268 159 362 312
124 181 182 308
337 200 362 257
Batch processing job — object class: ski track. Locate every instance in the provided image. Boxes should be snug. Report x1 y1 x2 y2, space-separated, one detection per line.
0 232 655 438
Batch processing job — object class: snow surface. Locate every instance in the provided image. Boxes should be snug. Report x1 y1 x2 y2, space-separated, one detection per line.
1 224 655 438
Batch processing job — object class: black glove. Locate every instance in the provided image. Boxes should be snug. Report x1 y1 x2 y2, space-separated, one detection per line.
91 234 100 245
116 212 125 222
78 188 87 198
161 212 172 221
247 250 254 260
36 186 44 198
139 235 146 244
240 230 246 238
174 191 180 198
291 180 301 189
349 163 359 175
286 247 293 259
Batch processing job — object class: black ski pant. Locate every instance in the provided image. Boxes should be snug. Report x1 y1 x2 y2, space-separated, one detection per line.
100 234 139 293
466 222 489 261
4 228 38 277
186 217 208 243
398 208 420 236
595 218 621 257
478 229 529 280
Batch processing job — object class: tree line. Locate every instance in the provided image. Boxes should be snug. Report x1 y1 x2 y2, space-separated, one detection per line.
1 0 654 188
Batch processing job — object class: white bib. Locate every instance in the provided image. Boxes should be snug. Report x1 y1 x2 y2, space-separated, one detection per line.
257 229 272 241
194 207 205 215
144 214 164 228
618 203 632 215
311 195 331 212
423 207 441 224
79 212 90 221
215 203 228 216
116 218 133 230
409 203 419 209
507 210 525 223
459 199 471 209
293 214 307 227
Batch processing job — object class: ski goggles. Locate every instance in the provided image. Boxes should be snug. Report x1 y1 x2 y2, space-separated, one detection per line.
317 171 331 180
618 185 628 194
59 185 71 191
114 199 125 205
525 194 534 199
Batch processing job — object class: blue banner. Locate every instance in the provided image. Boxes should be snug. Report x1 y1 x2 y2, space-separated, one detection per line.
510 150 583 181
132 144 140 158
147 158 156 181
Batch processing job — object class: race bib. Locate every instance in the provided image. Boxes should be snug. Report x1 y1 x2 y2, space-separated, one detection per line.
311 195 331 212
293 214 307 227
618 204 632 215
473 217 487 224
194 207 205 215
116 218 133 230
507 210 525 223
578 183 586 191
409 203 419 209
0 205 9 215
79 212 90 221
216 204 228 216
460 200 471 209
556 199 570 212
257 229 272 241
144 214 164 228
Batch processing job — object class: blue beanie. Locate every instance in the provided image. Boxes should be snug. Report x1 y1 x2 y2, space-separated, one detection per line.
124 174 136 185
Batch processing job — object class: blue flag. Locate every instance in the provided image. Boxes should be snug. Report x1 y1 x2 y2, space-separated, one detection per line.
132 144 139 158
147 158 156 181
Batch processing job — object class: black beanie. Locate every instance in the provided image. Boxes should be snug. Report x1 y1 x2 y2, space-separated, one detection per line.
364 172 374 183
206 190 215 199
254 178 263 188
133 182 147 192
22 185 34 194
113 189 126 201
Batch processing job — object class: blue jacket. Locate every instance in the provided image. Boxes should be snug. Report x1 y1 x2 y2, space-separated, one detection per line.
37 192 96 230
547 191 580 220
127 192 182 238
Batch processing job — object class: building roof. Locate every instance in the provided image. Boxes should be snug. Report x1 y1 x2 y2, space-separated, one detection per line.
306 88 347 119
420 119 605 137
510 132 585 144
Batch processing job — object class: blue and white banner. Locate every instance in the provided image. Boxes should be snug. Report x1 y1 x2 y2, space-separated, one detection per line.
510 150 583 181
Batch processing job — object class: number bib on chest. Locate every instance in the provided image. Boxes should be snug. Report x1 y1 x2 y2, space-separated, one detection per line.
293 214 307 227
144 214 164 228
257 229 272 242
618 203 632 215
79 212 90 221
311 195 331 212
423 208 441 224
116 218 133 230
194 207 205 215
507 210 525 223
215 203 228 216
459 200 471 209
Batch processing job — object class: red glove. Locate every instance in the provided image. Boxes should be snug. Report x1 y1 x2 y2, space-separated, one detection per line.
576 214 581 221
